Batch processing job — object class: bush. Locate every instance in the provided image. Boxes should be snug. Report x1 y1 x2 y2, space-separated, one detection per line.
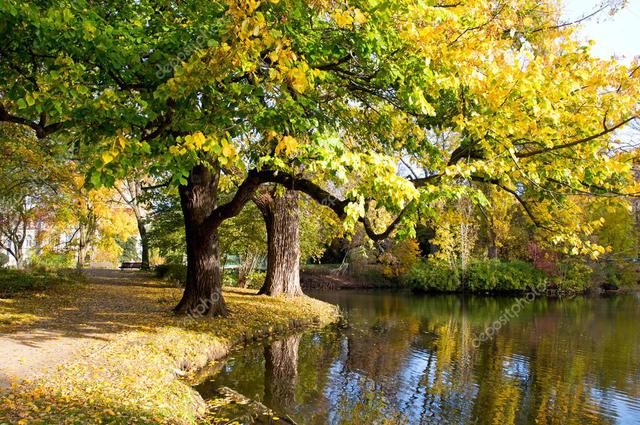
379 239 421 277
30 251 75 269
401 261 461 292
402 259 547 293
0 253 9 268
0 268 84 298
352 265 394 287
154 263 187 286
245 271 266 290
465 259 546 292
606 261 637 289
552 260 593 292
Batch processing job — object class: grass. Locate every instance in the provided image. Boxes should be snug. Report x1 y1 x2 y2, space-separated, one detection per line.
0 271 339 424
0 268 85 298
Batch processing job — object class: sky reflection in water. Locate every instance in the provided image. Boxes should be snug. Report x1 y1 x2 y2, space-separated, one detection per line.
197 291 640 424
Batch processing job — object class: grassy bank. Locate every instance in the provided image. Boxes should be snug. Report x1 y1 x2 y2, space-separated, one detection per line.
0 271 339 424
301 265 394 290
0 268 85 298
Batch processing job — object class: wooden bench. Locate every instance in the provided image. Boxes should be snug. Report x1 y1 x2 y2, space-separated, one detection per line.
119 262 143 270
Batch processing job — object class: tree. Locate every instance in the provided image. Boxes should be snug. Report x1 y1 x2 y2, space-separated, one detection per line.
0 194 32 268
1 0 638 316
146 188 186 264
254 188 303 296
115 177 153 270
218 200 267 288
53 176 137 268
0 124 69 268
263 334 301 412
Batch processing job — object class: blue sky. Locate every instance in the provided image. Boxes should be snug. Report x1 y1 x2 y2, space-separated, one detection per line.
564 0 640 61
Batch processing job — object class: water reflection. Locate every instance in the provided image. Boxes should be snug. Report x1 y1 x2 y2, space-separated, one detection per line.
197 292 640 424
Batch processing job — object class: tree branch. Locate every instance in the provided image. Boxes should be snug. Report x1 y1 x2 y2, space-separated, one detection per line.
516 116 637 158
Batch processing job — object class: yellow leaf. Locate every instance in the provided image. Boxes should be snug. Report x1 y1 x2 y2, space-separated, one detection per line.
221 140 236 158
101 151 114 164
192 131 206 149
353 9 367 25
332 9 353 27
288 67 308 93
275 135 298 156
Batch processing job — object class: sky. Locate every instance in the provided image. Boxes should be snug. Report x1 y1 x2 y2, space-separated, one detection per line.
563 0 640 61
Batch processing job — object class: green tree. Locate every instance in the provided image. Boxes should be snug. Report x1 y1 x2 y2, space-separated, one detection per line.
0 124 70 268
1 0 638 315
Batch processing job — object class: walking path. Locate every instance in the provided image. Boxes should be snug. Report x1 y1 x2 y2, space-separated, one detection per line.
0 269 337 423
0 269 180 388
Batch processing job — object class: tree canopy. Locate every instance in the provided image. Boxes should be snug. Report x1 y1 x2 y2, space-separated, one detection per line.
1 0 638 313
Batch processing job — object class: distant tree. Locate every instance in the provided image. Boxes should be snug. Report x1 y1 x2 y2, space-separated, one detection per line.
53 176 137 268
114 176 154 269
0 124 68 268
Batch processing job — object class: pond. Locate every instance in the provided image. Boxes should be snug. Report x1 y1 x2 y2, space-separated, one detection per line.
196 291 640 424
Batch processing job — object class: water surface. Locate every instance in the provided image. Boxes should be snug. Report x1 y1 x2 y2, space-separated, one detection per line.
197 291 640 424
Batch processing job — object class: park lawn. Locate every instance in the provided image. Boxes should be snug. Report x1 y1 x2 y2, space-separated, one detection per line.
0 271 339 424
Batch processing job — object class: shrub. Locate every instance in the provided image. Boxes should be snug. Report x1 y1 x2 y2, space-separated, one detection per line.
0 253 9 268
353 265 394 287
30 251 75 269
223 269 238 287
245 271 266 290
552 260 592 292
154 263 187 286
606 261 637 289
401 261 461 292
379 239 421 277
465 259 546 292
402 259 548 293
0 268 84 298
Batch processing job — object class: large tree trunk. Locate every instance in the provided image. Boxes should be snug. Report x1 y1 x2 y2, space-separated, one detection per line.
174 165 227 317
254 189 304 297
264 334 301 412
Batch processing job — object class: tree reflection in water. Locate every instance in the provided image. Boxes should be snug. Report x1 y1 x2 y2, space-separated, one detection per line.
196 292 640 424
264 334 301 413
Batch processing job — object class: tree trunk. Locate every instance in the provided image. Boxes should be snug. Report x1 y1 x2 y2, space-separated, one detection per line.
13 249 23 269
487 216 498 259
264 334 301 412
254 189 304 297
174 165 227 317
238 251 260 288
76 227 87 269
117 178 151 270
137 219 150 270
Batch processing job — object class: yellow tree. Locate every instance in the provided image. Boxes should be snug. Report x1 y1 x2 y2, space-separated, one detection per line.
53 175 137 268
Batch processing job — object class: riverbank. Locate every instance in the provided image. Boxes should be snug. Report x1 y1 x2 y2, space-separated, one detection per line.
301 268 395 290
0 270 339 424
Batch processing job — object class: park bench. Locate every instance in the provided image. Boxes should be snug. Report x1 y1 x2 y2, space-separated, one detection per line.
119 262 143 270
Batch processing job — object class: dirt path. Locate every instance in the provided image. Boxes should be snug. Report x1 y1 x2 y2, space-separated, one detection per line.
0 269 180 388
